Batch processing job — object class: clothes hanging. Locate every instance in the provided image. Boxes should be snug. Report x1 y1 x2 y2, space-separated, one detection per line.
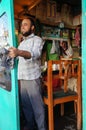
75 27 80 47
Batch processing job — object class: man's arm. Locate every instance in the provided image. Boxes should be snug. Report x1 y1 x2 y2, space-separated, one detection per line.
8 47 31 59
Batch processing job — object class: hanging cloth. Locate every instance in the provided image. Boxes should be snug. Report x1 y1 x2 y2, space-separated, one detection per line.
50 40 56 54
75 27 80 47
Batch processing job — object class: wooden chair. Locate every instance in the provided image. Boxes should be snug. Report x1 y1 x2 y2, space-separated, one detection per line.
43 60 81 130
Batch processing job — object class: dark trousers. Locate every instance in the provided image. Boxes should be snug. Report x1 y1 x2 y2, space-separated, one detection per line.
20 79 46 130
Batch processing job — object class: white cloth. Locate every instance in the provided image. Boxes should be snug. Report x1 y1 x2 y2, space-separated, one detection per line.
63 45 73 58
61 77 77 92
68 78 77 92
18 33 44 80
50 40 56 54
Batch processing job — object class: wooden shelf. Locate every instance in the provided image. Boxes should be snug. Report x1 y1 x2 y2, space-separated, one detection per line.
42 36 70 41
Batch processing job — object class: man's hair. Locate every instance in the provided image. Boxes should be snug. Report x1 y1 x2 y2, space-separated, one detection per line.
26 17 35 27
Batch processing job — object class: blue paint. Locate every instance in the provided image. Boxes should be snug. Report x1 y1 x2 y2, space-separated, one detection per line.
82 0 86 130
0 0 20 130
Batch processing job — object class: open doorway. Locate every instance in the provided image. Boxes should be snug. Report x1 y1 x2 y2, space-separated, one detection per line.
14 0 82 130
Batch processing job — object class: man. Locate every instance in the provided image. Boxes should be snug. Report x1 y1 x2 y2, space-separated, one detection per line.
9 18 46 130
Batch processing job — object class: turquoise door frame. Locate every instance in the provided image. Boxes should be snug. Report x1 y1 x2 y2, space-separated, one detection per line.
0 0 20 130
82 0 86 130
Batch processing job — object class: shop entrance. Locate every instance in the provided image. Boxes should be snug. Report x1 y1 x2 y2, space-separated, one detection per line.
0 0 86 130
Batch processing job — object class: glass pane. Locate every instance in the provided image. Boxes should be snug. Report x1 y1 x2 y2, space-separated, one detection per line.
0 12 11 91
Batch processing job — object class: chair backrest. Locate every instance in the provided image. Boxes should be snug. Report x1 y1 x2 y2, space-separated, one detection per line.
46 60 72 93
71 60 81 93
72 60 80 76
46 59 81 92
43 59 81 100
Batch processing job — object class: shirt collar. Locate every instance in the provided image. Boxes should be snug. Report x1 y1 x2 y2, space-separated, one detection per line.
24 33 35 40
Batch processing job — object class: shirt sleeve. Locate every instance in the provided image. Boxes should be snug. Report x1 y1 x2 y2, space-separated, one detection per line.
30 36 44 60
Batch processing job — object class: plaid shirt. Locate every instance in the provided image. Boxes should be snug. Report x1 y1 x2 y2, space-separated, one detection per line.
18 33 44 80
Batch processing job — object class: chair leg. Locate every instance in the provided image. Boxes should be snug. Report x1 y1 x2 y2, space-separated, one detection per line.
61 103 64 116
77 99 82 130
48 105 54 130
74 101 77 114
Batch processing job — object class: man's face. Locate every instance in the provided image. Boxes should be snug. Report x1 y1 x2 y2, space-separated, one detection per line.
21 19 34 37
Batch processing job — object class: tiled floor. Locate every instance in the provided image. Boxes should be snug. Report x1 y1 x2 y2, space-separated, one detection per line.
20 101 77 130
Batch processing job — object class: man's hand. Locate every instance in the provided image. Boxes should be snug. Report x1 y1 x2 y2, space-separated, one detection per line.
8 47 19 58
9 47 31 59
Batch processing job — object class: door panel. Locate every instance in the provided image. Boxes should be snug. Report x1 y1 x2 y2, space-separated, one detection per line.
82 0 86 129
0 0 20 130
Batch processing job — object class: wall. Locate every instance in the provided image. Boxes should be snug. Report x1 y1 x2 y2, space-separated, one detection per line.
73 14 81 26
29 1 74 26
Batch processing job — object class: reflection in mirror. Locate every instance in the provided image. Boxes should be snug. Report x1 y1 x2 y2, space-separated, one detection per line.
0 12 11 91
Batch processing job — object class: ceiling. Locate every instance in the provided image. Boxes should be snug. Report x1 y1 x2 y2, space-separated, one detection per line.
14 0 42 18
14 0 81 19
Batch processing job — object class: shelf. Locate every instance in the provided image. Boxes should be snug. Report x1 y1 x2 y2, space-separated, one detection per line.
72 46 78 48
42 36 70 41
